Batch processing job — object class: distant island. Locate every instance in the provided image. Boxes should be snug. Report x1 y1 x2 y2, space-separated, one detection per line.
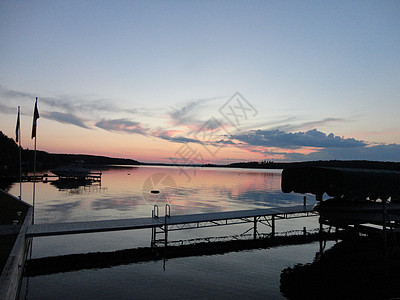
221 160 400 171
1 130 399 178
0 131 140 176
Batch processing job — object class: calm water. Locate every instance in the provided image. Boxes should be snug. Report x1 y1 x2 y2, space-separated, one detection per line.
11 166 327 299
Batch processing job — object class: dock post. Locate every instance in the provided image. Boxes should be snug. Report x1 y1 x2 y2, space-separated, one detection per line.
164 224 168 247
151 226 155 248
164 204 170 247
303 196 306 206
319 218 323 236
271 215 275 237
151 205 158 248
318 218 323 254
253 217 257 240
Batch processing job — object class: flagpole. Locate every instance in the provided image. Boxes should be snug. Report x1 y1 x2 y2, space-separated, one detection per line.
33 127 37 221
32 97 39 224
18 106 22 200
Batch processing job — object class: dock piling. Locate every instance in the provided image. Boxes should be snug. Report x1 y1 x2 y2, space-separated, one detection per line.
271 215 275 237
253 217 257 240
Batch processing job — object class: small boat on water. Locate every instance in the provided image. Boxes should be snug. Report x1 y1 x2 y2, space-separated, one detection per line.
52 166 90 178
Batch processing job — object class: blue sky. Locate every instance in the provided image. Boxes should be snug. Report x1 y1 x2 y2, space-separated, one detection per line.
0 1 399 163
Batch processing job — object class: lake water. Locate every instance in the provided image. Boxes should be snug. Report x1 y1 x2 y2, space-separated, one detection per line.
10 166 329 299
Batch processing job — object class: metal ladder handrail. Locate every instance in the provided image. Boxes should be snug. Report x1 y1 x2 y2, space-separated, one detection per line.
152 205 159 218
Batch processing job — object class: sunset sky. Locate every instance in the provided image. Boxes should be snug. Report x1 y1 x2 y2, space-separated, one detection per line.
1 1 399 164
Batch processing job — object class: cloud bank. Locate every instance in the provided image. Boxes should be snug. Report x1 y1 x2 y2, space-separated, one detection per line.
1 85 398 162
42 111 90 129
95 118 148 135
282 144 400 162
0 85 138 130
232 129 366 149
228 128 399 162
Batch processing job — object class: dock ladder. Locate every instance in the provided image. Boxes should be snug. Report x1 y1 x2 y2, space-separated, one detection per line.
151 204 170 247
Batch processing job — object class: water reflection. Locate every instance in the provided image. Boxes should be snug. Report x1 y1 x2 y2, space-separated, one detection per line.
26 230 329 277
280 238 400 299
91 195 144 211
50 179 90 190
40 200 82 223
17 166 320 299
8 166 312 222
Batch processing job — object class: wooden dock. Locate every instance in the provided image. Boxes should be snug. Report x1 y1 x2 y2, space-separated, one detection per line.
1 172 102 183
26 205 317 246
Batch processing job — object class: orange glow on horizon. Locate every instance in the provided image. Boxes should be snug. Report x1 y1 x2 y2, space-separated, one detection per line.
7 115 329 164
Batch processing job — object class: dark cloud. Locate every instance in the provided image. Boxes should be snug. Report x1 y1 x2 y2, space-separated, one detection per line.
95 118 148 135
0 85 137 116
79 101 137 114
226 127 400 161
0 86 37 115
0 85 34 99
42 111 90 129
40 97 137 115
215 139 236 145
168 96 224 127
232 129 366 149
283 144 400 162
169 99 206 126
0 103 17 114
40 97 77 112
157 135 202 144
151 128 202 144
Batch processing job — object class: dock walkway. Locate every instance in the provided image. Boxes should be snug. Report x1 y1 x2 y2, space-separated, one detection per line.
26 205 316 239
26 216 163 237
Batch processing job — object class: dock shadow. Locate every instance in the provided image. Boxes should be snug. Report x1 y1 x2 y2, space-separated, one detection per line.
25 231 340 277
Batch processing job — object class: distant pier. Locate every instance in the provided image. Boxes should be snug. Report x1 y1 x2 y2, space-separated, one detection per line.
1 172 102 183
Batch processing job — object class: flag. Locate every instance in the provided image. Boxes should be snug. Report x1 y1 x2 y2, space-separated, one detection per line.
31 97 40 139
16 107 20 143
